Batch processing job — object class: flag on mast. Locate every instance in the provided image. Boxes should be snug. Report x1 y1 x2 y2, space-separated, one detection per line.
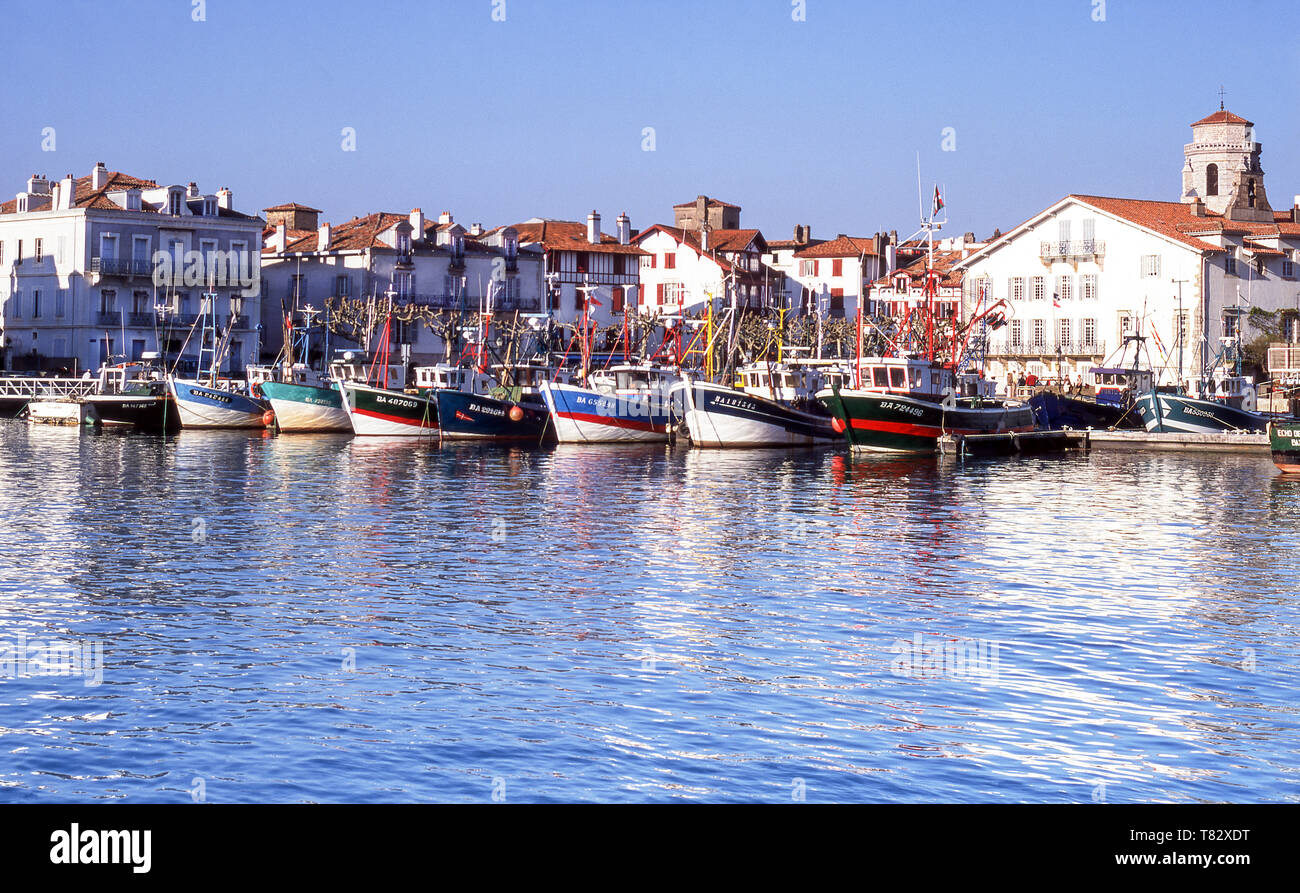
932 185 944 216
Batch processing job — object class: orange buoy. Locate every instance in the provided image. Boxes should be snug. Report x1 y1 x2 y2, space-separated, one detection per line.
508 405 524 422
262 410 276 428
831 416 846 434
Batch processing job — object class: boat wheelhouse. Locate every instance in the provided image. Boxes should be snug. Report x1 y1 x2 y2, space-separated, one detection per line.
540 364 678 444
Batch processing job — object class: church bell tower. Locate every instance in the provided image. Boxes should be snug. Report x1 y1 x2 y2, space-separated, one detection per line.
1181 106 1273 222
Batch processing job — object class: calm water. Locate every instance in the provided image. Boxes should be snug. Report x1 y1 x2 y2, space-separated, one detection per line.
1 420 1297 803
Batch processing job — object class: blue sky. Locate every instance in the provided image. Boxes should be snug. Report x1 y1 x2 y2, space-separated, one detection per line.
4 0 1299 242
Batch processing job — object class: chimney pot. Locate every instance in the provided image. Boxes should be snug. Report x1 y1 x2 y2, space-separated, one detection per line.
587 210 601 244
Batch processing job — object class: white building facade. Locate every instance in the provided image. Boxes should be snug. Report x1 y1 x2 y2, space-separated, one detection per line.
0 163 264 373
955 108 1300 386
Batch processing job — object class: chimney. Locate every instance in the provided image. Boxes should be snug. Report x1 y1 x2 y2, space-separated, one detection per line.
885 242 897 274
438 210 452 225
695 195 708 230
217 187 233 210
91 162 108 190
1190 197 1205 217
26 174 50 195
587 210 601 244
273 223 287 254
701 222 709 253
616 212 630 245
410 208 425 238
318 222 331 251
59 174 75 209
1293 195 1300 224
187 181 200 198
469 222 484 236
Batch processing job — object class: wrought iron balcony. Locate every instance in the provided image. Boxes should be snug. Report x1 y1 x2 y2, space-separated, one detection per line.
985 338 1105 357
403 294 457 310
91 257 154 278
127 312 155 327
95 311 122 327
1040 240 1105 262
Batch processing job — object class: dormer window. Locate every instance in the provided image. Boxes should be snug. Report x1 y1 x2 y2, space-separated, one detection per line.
203 198 216 216
397 234 411 254
168 191 183 216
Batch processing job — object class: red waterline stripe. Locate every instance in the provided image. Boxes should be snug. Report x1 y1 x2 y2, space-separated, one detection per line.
849 418 1035 437
556 410 663 433
353 406 437 429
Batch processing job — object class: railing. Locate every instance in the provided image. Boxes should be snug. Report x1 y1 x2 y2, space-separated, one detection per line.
127 312 154 327
1040 240 1105 261
986 339 1105 356
494 297 540 312
227 314 250 329
551 270 639 286
91 257 154 277
95 311 122 327
0 377 99 400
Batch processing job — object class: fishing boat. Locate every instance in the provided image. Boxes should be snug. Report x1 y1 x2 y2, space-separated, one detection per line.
252 306 351 433
166 291 268 429
1268 418 1300 472
425 363 558 442
1135 338 1267 434
673 360 845 447
539 364 677 443
816 188 1035 453
1028 341 1153 430
337 294 437 437
82 356 180 432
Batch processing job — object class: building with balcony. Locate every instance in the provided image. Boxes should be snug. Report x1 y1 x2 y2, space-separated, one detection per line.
260 207 543 364
786 233 894 319
633 196 782 318
498 212 645 328
954 107 1300 386
0 162 264 373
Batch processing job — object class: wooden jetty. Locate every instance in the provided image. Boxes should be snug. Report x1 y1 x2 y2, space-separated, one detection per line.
1087 429 1268 452
0 376 98 416
939 429 1091 456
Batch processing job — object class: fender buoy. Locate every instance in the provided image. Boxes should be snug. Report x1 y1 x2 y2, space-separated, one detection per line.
831 416 847 434
508 405 525 422
262 409 275 427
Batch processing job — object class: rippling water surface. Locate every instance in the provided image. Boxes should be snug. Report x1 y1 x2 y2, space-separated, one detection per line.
1 420 1297 802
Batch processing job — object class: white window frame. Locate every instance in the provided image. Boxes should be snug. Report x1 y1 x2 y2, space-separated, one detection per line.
1032 276 1045 301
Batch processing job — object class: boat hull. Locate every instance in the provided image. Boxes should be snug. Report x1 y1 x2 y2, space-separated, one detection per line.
433 389 548 441
169 379 268 429
1135 393 1268 434
260 381 350 433
678 380 836 447
1028 391 1139 430
341 382 438 437
539 381 671 443
84 393 179 432
818 388 1037 453
1268 420 1300 472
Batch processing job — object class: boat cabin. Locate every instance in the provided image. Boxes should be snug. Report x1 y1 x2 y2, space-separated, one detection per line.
589 364 677 397
855 356 952 399
413 364 493 393
1090 366 1153 406
736 362 851 402
329 359 405 388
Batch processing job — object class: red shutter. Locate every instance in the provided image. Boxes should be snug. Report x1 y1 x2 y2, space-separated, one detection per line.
657 283 664 304
612 287 624 312
814 260 820 276
832 258 843 277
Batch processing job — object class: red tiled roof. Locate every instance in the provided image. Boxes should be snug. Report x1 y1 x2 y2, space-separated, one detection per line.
510 220 646 255
633 225 767 272
870 249 965 289
793 234 878 258
0 170 158 215
1191 109 1253 127
280 212 408 253
1068 195 1234 251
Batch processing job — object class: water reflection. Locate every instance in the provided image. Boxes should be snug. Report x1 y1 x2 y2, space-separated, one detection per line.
0 421 1296 802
